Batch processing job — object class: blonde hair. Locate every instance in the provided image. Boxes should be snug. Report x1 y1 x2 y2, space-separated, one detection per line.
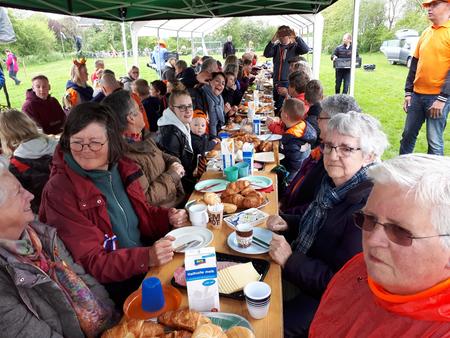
70 63 87 86
0 109 43 155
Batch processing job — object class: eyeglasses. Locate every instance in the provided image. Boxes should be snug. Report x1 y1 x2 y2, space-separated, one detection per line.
70 141 106 152
353 210 450 246
323 142 361 158
317 116 331 120
172 104 194 112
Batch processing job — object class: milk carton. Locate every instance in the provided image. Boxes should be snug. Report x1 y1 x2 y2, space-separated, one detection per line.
185 247 220 312
247 101 255 122
242 142 254 173
221 137 235 172
253 115 261 135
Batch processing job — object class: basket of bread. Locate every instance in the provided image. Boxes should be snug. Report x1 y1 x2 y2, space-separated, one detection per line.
192 180 267 214
231 132 273 153
102 309 255 338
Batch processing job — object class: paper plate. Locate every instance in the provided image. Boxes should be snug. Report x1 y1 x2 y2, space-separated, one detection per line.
227 227 273 255
254 152 285 163
222 124 241 131
195 179 229 193
167 227 214 253
257 134 282 142
124 285 182 320
239 176 273 190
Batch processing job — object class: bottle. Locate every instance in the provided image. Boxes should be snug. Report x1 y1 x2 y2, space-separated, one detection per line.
253 115 261 135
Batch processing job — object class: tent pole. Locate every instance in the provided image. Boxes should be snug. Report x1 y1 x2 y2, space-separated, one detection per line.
176 31 179 52
349 0 361 97
312 14 324 80
131 23 139 68
191 32 195 59
121 21 129 72
202 32 207 56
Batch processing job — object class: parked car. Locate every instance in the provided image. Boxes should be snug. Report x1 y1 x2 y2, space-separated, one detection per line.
380 29 419 68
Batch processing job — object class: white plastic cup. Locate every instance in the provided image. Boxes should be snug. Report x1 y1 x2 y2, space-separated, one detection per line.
244 281 271 319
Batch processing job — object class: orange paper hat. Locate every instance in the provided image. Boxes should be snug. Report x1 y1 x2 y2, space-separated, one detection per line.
73 58 87 67
192 109 207 120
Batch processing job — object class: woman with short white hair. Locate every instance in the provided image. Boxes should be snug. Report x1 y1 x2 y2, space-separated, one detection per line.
267 111 389 337
310 153 450 336
0 166 116 337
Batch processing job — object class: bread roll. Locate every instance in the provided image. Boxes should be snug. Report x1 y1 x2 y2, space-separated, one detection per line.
222 203 237 214
192 324 226 338
226 326 255 338
203 192 221 205
165 330 193 338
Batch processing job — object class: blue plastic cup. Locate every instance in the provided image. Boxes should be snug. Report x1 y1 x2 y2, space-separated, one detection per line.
141 277 165 312
235 162 249 178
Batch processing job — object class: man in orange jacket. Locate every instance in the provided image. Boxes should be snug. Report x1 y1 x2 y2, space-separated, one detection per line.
400 0 450 155
309 153 450 337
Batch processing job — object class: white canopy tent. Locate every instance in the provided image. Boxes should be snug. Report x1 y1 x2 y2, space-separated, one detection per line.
128 14 324 79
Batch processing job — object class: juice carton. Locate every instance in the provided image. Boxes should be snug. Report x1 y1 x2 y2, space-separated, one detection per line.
185 247 220 312
221 137 235 172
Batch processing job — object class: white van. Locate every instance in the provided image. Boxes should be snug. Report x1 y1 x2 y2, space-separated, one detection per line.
380 29 420 68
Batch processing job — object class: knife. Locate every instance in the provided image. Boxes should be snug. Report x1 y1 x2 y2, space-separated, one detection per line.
174 240 200 252
199 182 221 192
253 236 271 248
252 240 269 249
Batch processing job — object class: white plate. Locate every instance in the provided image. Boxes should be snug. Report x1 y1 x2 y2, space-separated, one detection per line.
167 227 214 253
254 152 285 163
257 134 282 142
195 179 229 193
238 176 273 189
227 227 273 255
222 124 241 131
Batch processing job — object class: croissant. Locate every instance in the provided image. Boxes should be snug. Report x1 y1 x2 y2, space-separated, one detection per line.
222 194 244 207
192 324 226 338
165 330 193 338
225 326 255 338
158 309 211 332
240 187 256 196
101 319 165 338
241 191 265 209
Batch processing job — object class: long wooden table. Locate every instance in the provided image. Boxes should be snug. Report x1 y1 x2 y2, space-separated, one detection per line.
145 170 283 337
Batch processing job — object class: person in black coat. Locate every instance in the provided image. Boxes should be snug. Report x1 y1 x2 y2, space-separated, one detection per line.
267 112 389 338
331 33 358 94
222 36 236 59
157 89 196 193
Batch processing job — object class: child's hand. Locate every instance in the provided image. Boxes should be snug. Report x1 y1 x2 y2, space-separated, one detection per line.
213 138 220 144
224 102 231 113
232 105 238 112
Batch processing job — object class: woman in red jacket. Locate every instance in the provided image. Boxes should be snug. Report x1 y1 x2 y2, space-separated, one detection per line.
39 102 189 307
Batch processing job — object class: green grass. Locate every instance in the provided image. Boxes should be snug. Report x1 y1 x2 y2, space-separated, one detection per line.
2 53 446 159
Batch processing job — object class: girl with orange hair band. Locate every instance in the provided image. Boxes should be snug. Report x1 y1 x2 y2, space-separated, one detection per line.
63 58 93 113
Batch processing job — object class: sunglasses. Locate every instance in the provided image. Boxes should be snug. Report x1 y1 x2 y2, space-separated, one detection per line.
353 210 450 246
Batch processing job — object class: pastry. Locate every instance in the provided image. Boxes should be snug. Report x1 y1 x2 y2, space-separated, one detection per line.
158 309 211 332
226 326 255 338
101 319 165 338
222 203 238 214
165 330 193 338
203 192 221 205
192 324 226 338
207 150 219 158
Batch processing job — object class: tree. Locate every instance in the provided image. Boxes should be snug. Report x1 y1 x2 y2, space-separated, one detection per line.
394 1 428 33
387 0 402 30
6 12 56 56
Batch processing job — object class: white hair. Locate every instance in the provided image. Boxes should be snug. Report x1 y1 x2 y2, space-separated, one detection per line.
327 111 389 159
0 160 9 206
368 154 450 248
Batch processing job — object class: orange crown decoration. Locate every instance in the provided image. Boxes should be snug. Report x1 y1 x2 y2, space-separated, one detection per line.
73 58 87 67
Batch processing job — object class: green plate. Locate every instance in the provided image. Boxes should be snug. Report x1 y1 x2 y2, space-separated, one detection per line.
202 312 254 332
238 175 273 189
194 179 229 193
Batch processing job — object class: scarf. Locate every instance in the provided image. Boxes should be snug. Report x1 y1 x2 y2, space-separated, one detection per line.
0 226 113 337
292 165 370 253
203 84 225 134
368 276 450 321
123 131 142 144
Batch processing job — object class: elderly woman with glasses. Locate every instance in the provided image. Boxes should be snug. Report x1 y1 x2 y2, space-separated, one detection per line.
0 167 116 337
281 94 361 214
310 154 450 336
39 102 189 307
267 111 389 337
158 89 197 193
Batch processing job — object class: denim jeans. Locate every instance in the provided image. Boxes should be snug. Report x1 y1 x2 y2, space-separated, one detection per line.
8 70 20 85
399 93 450 155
